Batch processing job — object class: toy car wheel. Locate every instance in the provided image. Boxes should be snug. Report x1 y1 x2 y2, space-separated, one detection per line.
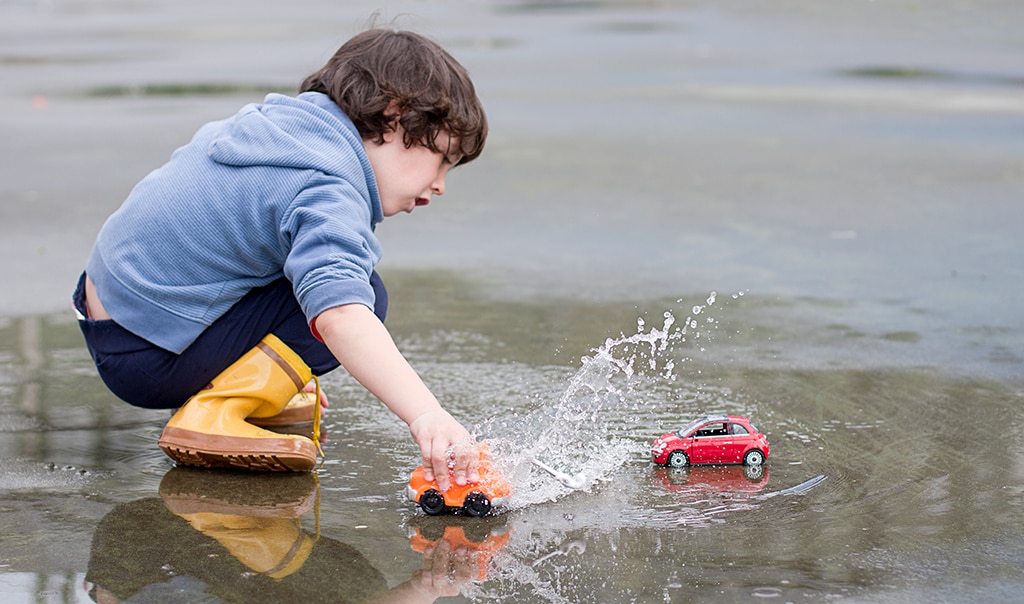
667 450 689 468
420 489 446 515
743 464 765 481
743 449 765 466
463 491 492 517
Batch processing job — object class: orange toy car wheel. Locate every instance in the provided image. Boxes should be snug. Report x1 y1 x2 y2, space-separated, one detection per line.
463 492 491 517
420 489 446 515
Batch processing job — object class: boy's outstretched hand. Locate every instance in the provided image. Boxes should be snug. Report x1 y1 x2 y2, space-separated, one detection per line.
410 409 480 492
316 304 482 492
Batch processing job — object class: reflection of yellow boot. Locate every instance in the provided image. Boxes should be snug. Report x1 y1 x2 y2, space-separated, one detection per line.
179 514 314 579
158 334 319 472
160 468 317 580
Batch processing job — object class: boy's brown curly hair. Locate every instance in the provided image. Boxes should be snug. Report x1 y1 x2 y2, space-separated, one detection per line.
300 29 487 166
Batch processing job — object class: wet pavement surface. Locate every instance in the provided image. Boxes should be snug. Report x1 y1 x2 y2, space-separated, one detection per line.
2 1 1023 602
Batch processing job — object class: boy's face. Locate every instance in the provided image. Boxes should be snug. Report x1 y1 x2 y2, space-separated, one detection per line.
364 126 459 217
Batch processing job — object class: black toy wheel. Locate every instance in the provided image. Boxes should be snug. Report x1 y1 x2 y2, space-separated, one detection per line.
419 490 446 515
667 450 689 468
463 491 492 517
743 449 765 466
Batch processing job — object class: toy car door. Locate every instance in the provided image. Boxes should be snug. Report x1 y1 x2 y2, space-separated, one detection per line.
689 421 726 464
722 421 752 463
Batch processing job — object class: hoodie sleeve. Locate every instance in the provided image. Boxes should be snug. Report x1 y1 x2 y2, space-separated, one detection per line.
281 172 383 324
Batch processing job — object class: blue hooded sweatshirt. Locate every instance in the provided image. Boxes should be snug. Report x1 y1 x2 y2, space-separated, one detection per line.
86 92 383 354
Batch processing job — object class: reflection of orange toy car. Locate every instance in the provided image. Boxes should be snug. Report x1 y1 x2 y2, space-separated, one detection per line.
408 520 511 580
406 451 511 517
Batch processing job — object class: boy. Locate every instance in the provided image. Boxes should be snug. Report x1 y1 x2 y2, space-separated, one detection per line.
73 29 485 491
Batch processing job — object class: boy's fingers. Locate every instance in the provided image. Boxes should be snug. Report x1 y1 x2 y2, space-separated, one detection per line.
424 440 481 491
449 440 480 486
409 411 479 491
302 381 329 408
427 443 450 491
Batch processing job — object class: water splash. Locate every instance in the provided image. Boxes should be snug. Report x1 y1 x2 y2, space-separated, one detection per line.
486 309 682 507
481 292 742 509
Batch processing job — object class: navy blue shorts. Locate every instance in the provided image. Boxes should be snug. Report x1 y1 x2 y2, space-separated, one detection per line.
74 272 388 409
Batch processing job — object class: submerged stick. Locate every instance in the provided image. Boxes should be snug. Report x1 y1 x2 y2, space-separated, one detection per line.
531 458 586 489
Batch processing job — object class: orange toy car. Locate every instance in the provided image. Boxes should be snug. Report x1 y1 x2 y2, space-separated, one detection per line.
406 451 511 517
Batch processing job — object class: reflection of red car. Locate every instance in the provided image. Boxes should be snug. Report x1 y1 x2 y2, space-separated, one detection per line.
652 464 769 497
651 415 769 468
406 451 511 517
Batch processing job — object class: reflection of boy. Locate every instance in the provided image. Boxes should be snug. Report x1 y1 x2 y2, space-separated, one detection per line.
74 29 486 487
84 469 476 604
85 498 386 601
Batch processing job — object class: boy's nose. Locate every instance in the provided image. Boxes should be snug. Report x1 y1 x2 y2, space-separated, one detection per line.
432 174 446 196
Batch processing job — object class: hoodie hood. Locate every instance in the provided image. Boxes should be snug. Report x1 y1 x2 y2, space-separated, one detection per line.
208 92 382 223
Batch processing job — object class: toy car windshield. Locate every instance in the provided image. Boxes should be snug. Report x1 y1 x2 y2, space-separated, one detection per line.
676 414 728 438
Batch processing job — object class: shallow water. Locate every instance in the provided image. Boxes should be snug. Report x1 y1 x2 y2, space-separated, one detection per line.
2 1 1023 602
3 285 1023 602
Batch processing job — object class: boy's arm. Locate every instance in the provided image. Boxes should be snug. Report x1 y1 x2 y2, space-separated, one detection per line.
314 303 479 491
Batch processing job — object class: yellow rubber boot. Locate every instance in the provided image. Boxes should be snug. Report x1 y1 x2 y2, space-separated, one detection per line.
249 391 320 427
158 334 319 472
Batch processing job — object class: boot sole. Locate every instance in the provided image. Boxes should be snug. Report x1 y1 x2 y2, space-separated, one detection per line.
159 426 317 472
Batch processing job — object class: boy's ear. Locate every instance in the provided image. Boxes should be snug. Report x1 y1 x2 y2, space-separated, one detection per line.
383 100 404 130
379 128 398 144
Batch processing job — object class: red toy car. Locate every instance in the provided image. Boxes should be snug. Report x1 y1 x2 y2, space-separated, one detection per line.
651 415 769 468
406 450 511 517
